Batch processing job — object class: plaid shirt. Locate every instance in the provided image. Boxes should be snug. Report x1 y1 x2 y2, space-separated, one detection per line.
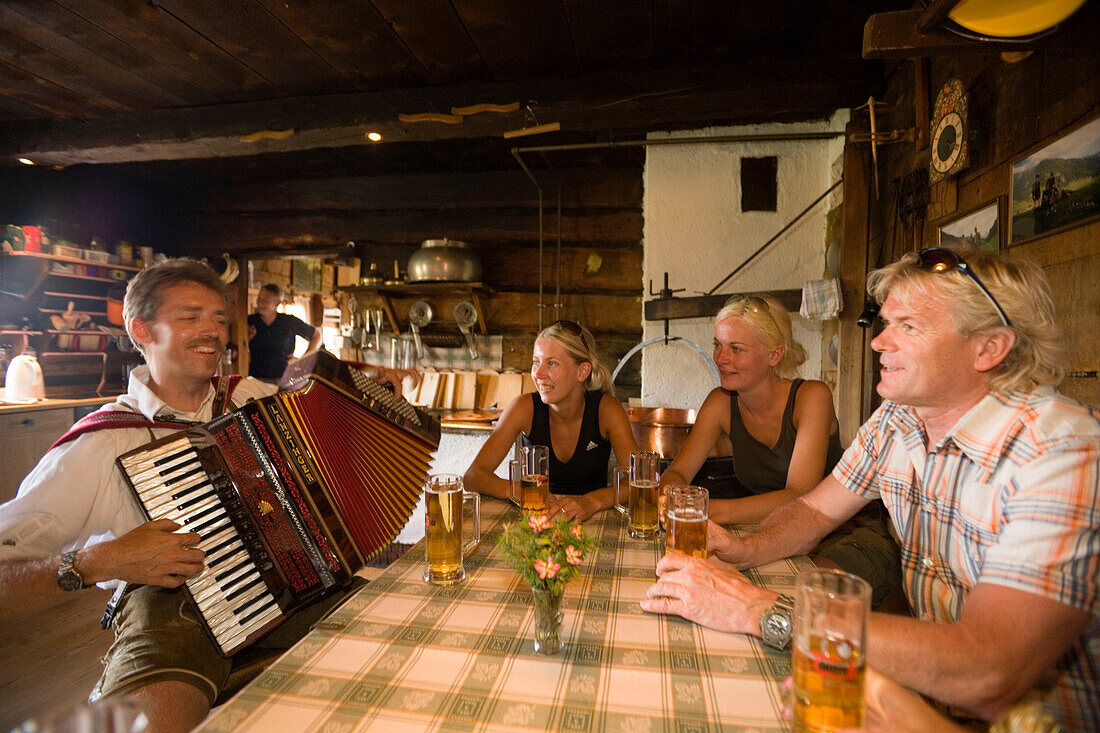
833 386 1099 730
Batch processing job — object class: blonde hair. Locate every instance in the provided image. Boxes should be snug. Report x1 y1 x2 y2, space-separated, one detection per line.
536 320 615 396
715 295 806 378
866 245 1067 394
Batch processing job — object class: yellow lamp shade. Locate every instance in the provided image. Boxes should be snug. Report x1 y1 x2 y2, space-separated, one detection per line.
948 0 1089 37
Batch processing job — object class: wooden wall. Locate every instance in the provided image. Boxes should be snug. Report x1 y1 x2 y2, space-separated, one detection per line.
861 47 1099 408
179 159 646 396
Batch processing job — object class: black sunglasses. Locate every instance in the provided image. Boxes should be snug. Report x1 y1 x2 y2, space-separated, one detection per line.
552 319 589 348
915 248 1012 327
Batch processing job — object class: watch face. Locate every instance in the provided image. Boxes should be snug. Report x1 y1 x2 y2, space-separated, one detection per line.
57 570 84 592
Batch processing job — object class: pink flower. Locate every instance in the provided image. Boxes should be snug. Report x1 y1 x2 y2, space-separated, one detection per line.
570 525 583 540
527 514 551 532
534 557 561 579
565 545 583 565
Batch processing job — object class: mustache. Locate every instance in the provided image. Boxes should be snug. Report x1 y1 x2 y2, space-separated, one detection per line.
186 338 224 351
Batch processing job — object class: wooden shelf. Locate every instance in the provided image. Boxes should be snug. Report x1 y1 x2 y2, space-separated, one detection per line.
339 282 493 335
5 250 142 272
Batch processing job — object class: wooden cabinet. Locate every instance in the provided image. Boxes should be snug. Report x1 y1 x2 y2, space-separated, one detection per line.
1 251 142 398
0 406 75 502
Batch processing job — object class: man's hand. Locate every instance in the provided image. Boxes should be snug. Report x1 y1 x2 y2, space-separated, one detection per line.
79 519 206 588
639 552 776 635
372 366 419 397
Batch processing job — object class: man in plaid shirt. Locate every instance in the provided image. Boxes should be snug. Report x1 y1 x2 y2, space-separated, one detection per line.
643 246 1098 731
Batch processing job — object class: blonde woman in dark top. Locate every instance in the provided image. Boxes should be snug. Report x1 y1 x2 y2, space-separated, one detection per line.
661 295 901 605
463 320 638 522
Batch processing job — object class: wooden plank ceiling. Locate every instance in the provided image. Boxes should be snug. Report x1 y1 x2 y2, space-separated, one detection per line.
0 1 908 168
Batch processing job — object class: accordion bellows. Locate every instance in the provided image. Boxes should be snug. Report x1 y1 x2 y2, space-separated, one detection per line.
117 351 439 655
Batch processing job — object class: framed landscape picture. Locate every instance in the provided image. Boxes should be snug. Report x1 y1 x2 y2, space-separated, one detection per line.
1010 115 1100 244
939 199 1001 252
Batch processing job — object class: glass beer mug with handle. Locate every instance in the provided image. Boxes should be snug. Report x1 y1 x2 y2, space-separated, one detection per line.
614 450 661 539
663 485 708 558
423 474 481 585
508 445 550 514
792 569 871 733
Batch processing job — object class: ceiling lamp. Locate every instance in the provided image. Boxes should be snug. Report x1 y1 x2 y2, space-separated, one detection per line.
944 0 1088 38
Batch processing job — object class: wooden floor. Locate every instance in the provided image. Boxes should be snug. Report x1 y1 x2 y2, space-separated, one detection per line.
0 544 413 730
0 588 114 731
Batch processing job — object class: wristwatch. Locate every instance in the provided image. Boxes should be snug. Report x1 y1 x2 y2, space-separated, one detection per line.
56 551 87 592
758 593 795 650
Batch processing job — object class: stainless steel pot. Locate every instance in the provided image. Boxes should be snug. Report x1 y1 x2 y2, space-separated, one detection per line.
407 238 483 283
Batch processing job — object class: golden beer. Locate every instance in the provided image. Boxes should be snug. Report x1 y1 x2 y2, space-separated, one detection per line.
628 479 660 537
520 474 549 513
425 489 463 582
792 633 865 732
665 507 707 557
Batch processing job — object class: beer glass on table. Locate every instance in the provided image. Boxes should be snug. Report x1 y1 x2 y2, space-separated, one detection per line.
614 450 661 539
508 445 550 513
423 474 481 585
792 569 871 732
663 485 708 558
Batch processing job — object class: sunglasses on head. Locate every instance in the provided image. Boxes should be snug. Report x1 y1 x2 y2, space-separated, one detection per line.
552 320 589 348
915 247 1012 327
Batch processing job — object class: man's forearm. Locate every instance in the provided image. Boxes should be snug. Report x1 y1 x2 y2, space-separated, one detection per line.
728 497 835 569
0 556 69 621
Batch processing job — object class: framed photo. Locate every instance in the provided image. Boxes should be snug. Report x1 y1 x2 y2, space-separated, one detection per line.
939 199 1002 252
1010 115 1100 245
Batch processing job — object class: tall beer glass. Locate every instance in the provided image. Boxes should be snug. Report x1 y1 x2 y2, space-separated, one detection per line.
614 450 660 539
664 485 708 558
509 444 549 513
792 569 871 732
423 474 481 585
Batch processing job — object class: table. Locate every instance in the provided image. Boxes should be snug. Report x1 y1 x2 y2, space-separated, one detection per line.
199 499 812 732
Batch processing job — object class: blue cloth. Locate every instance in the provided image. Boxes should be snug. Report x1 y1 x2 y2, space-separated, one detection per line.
247 312 316 379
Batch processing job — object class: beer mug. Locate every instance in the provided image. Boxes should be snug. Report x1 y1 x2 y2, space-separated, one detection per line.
792 569 871 732
663 485 708 558
614 450 660 539
423 474 481 585
508 445 549 513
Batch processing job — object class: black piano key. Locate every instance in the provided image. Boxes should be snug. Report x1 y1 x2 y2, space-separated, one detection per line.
152 447 193 467
225 576 264 602
164 464 204 486
170 480 214 502
183 503 222 526
176 489 218 512
194 517 229 539
237 597 279 625
205 538 239 562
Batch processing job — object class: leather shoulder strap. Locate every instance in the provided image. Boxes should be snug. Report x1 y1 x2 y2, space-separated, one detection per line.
49 409 189 451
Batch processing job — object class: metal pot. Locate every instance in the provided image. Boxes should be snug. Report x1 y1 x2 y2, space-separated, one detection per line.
626 405 729 460
407 238 483 283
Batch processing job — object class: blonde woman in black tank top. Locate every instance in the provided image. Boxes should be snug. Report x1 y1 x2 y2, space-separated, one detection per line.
659 295 841 525
463 320 638 522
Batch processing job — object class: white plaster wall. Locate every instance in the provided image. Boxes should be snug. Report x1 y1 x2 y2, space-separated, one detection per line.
641 112 849 409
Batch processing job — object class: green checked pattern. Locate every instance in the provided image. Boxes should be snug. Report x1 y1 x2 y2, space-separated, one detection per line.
199 499 810 732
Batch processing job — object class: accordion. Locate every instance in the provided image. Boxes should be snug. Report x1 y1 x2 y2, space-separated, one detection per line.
116 351 439 655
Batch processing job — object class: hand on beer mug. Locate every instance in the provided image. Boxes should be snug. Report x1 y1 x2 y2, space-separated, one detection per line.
663 485 708 558
792 569 870 733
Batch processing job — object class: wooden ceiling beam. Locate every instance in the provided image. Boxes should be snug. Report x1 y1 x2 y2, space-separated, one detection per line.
0 58 874 167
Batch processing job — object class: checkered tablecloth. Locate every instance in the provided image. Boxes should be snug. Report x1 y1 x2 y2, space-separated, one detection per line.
199 499 811 732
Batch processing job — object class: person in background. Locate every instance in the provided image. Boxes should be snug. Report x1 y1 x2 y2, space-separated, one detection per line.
642 246 1098 730
658 295 901 607
464 320 638 522
247 283 322 382
0 258 408 732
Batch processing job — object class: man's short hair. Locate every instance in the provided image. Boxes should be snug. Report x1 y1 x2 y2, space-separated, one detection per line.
260 283 283 299
866 245 1067 394
123 258 226 355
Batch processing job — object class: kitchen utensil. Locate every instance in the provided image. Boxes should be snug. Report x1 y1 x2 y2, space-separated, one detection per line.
361 262 385 285
453 301 479 359
408 300 433 361
407 239 483 283
4 354 45 402
370 308 385 350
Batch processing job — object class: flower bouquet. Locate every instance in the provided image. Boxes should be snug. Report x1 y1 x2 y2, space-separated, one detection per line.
497 513 597 654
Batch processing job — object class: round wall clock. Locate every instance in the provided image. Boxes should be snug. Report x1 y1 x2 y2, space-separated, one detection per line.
929 77 969 183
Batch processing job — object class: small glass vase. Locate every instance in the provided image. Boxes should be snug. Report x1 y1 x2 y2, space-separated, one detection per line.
530 586 564 655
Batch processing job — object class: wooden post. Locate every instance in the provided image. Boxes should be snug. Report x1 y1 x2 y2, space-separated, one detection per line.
231 258 250 378
837 121 874 444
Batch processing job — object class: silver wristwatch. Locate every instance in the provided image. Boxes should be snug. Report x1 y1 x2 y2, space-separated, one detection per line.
56 550 87 592
758 593 795 650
